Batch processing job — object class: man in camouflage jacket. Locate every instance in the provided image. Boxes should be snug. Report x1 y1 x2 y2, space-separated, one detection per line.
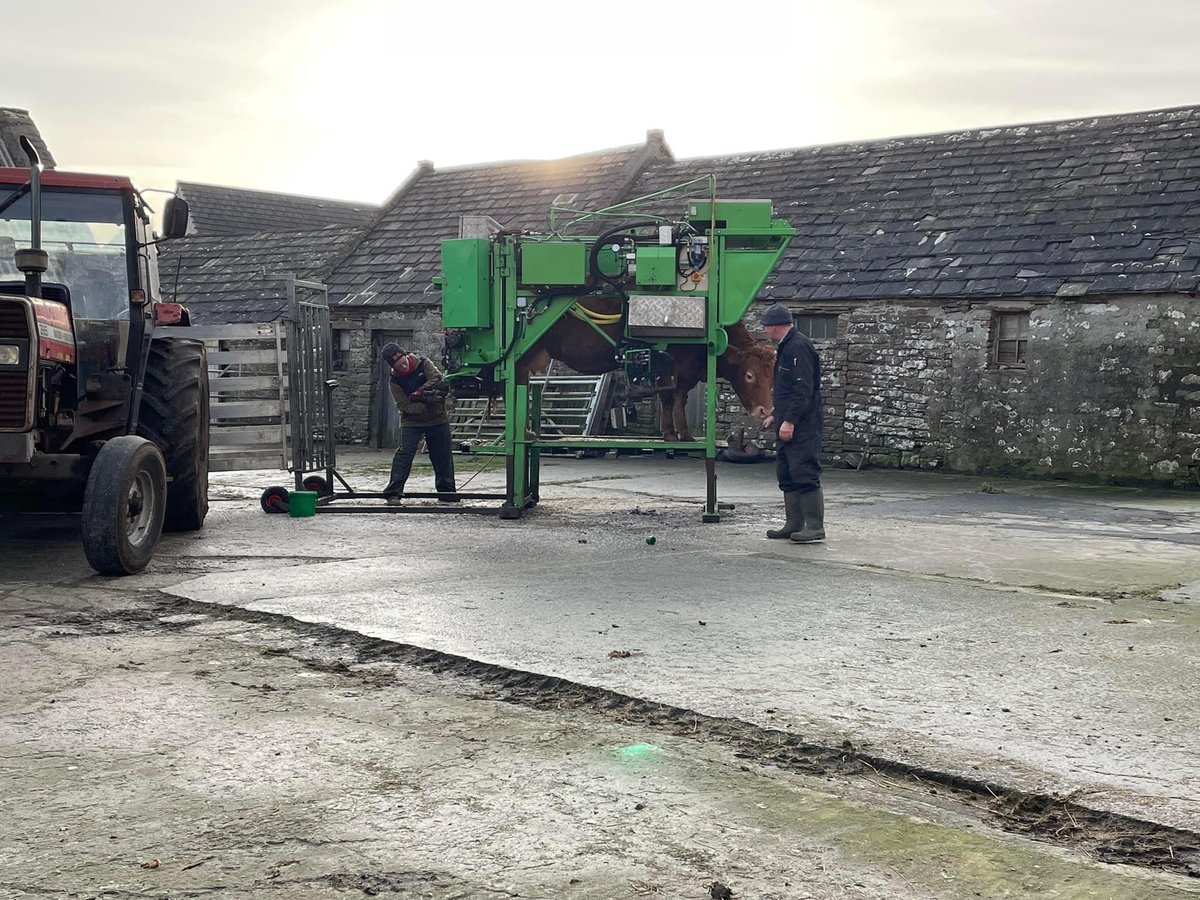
380 343 457 503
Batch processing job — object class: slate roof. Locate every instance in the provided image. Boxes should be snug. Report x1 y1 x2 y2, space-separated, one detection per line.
0 108 55 169
631 104 1200 301
327 135 671 307
159 226 362 322
165 105 1200 319
177 182 378 237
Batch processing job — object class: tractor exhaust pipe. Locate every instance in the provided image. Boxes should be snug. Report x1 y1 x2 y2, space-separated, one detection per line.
14 135 48 299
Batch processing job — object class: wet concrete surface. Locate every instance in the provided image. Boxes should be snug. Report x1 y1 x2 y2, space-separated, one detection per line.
146 451 1200 834
3 449 1200 893
2 591 1197 898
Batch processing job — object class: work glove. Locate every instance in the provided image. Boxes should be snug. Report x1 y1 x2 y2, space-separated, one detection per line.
408 390 425 402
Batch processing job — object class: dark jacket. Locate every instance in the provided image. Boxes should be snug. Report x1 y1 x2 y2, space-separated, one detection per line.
772 328 822 432
389 357 449 427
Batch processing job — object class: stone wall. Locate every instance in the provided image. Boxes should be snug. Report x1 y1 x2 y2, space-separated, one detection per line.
327 294 1200 485
840 304 955 468
739 293 1199 486
946 295 1200 484
329 306 444 444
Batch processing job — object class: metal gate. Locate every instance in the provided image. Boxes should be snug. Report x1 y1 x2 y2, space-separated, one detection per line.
285 279 333 481
450 374 613 448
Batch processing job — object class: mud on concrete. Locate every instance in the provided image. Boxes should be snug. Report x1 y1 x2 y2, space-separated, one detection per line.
139 597 1200 879
3 590 1198 900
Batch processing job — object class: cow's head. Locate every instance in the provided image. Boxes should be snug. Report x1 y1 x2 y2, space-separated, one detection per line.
718 341 775 419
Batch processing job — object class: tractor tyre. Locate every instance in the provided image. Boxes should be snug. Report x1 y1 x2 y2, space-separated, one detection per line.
82 436 167 576
139 338 209 532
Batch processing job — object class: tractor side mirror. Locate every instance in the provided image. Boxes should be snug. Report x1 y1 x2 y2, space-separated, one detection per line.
161 196 190 240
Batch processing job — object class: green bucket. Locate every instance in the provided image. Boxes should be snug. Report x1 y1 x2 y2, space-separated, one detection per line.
288 490 318 518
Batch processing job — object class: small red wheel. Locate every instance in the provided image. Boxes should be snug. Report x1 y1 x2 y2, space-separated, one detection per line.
303 475 332 497
260 486 290 514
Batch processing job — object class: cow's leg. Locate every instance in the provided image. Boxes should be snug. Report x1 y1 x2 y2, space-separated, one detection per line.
517 349 551 440
673 389 693 442
518 348 552 382
673 379 699 442
656 377 679 441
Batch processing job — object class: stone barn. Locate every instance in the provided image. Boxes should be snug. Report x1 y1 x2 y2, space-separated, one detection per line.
630 106 1200 483
165 105 1200 484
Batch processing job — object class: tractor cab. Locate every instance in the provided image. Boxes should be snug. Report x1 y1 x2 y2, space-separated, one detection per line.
0 170 187 427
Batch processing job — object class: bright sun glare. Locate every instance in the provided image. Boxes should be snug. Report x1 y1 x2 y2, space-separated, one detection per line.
263 1 853 200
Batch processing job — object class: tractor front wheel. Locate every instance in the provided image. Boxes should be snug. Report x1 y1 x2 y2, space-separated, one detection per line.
81 436 167 576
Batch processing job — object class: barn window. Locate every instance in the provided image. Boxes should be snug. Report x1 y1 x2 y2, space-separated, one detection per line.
992 312 1029 366
793 313 838 341
332 329 352 371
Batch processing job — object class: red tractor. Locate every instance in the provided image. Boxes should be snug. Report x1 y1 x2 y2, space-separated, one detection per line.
0 138 208 574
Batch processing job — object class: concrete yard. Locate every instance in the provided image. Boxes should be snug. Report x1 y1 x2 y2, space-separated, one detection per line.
3 448 1199 898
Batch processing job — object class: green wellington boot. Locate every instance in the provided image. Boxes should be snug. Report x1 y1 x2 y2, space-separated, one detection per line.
766 491 804 539
790 489 826 543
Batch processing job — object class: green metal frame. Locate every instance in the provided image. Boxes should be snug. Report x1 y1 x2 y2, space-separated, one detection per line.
441 181 794 521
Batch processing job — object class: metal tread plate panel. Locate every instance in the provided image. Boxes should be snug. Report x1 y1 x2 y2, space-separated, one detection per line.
626 294 707 337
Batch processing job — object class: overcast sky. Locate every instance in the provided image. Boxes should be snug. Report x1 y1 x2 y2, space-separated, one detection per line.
8 0 1200 203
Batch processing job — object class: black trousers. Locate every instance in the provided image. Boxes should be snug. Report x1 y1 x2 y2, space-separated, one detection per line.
384 422 456 496
776 430 822 494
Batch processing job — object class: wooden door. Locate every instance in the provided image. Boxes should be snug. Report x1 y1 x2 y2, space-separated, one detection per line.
371 329 413 448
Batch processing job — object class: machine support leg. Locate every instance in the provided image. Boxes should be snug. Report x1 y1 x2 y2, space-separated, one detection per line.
529 448 541 506
509 382 531 511
529 384 543 506
500 365 520 518
703 457 720 523
324 380 337 487
500 454 521 519
702 348 720 522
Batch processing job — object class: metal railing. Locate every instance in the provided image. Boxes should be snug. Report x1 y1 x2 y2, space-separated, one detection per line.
450 374 612 447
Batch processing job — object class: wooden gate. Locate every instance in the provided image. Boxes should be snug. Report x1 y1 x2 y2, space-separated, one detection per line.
188 321 288 472
185 278 331 472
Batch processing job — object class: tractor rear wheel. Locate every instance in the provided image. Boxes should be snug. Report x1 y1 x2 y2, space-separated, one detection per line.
82 436 167 575
139 338 209 532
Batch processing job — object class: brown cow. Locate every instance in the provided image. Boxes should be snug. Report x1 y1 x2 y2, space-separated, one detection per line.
659 325 774 441
518 295 774 441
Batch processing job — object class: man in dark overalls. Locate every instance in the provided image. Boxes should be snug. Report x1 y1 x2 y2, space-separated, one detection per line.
380 343 458 504
760 304 825 542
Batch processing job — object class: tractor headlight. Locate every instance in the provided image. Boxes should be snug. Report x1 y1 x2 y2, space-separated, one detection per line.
0 344 20 366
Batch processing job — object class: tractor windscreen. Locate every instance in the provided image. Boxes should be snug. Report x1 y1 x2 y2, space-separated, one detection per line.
0 187 131 319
